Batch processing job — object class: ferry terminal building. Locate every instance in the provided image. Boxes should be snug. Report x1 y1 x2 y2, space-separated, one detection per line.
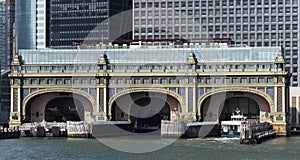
9 44 290 135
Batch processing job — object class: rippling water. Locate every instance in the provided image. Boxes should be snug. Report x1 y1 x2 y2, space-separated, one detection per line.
0 136 299 160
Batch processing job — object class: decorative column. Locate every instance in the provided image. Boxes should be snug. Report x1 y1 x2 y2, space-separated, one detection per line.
95 53 109 121
182 52 198 122
273 51 290 136
9 55 22 126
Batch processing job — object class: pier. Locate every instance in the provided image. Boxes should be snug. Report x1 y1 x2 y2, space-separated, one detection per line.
19 121 91 138
0 126 20 139
161 120 186 138
240 122 276 144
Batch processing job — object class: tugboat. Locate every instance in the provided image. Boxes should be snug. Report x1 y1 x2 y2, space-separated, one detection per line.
221 108 247 137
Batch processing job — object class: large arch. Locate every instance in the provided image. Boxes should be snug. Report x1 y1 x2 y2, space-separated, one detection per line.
197 88 274 122
108 88 185 120
22 89 96 123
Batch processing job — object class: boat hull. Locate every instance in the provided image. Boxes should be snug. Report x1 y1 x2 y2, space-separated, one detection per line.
221 132 240 137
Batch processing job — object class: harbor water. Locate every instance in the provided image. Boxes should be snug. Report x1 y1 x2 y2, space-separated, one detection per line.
0 136 300 160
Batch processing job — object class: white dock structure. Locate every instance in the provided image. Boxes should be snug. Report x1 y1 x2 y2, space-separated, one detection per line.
19 121 91 137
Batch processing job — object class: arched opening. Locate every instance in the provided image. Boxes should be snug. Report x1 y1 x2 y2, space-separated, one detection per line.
130 97 170 132
24 92 94 123
45 97 84 122
219 97 260 122
200 91 271 123
111 91 180 132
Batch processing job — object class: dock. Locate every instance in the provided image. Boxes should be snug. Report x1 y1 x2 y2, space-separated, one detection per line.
161 120 186 138
19 121 91 138
0 126 21 139
161 121 220 138
240 122 276 144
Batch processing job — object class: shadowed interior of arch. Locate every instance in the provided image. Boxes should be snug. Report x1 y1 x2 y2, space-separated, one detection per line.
45 97 84 122
200 91 269 123
219 97 260 122
24 94 87 123
111 92 175 133
130 97 170 133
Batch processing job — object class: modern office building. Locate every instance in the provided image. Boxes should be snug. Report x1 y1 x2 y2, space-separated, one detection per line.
0 2 5 66
0 0 15 68
133 0 300 86
15 0 132 50
48 0 132 49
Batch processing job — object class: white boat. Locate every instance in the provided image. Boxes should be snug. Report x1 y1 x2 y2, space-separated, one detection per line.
221 108 247 137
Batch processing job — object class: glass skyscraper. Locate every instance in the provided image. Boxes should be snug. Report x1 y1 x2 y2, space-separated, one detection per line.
15 0 36 50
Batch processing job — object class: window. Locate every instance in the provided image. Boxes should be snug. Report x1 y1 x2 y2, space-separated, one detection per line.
223 78 230 83
63 79 70 84
222 18 227 23
257 17 262 22
257 8 262 14
293 7 298 13
31 79 38 84
161 78 167 84
240 78 247 83
258 77 265 83
181 1 186 7
267 78 273 83
143 79 149 84
152 79 159 84
249 78 256 83
215 78 221 84
39 79 45 85
271 8 276 14
264 8 269 14
232 78 238 83
134 79 141 84
48 79 54 84
56 79 63 85
206 78 212 84
264 0 269 5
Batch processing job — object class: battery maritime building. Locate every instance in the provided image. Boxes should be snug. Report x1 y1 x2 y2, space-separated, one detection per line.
9 44 290 135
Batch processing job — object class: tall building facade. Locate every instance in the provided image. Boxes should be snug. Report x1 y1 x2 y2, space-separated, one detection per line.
133 0 300 86
36 0 46 49
0 0 15 68
48 0 132 49
15 0 132 50
0 69 10 125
